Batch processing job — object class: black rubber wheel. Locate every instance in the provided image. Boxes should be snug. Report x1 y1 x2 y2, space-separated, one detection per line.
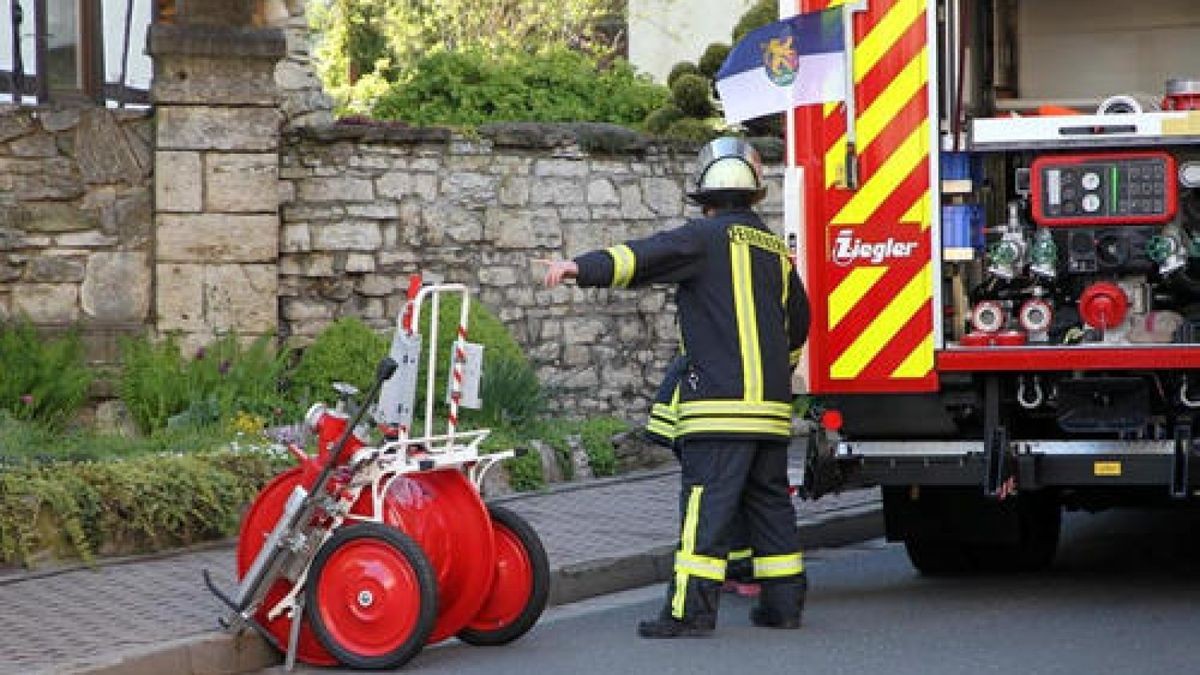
904 534 975 576
306 523 438 669
457 505 550 646
970 492 1061 572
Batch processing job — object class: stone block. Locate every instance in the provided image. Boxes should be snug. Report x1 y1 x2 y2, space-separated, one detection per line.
12 283 78 323
587 178 619 205
55 231 118 247
157 214 279 262
0 111 34 142
156 263 206 331
0 157 85 200
530 177 584 206
298 176 374 202
22 202 99 233
344 253 375 273
153 53 281 106
311 222 382 251
28 256 86 283
376 172 438 202
281 223 311 252
155 151 203 212
498 175 530 206
205 264 278 332
205 152 279 212
442 171 499 208
157 106 282 151
37 108 80 133
75 109 144 185
643 177 684 216
533 158 588 178
9 133 58 158
82 252 151 322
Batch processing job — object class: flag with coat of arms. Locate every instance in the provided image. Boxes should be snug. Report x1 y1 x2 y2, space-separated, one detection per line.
715 7 847 125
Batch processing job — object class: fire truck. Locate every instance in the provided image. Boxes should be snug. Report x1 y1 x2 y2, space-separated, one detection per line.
787 0 1200 573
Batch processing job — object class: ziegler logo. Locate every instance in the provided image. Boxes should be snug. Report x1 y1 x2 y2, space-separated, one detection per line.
831 230 918 266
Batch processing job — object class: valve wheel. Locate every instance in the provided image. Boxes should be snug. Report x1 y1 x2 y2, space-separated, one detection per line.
307 523 438 670
457 505 550 646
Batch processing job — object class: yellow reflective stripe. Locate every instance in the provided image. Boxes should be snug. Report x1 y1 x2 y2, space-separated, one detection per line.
679 400 792 416
753 552 805 579
831 263 932 379
902 193 930 229
828 266 887 329
646 419 677 439
789 347 803 367
651 402 679 421
730 241 762 401
676 417 792 437
891 333 933 379
855 0 925 83
832 120 930 225
856 46 928 152
672 486 705 618
825 135 848 189
675 552 727 581
728 548 753 561
608 244 635 288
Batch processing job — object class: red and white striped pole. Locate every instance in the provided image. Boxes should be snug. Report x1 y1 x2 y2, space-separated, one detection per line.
446 292 471 443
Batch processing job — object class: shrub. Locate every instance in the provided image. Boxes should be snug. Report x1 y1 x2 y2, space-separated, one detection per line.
667 61 701 88
665 117 720 143
0 320 92 429
733 0 777 43
644 104 686 135
0 448 287 566
120 333 295 435
475 355 547 428
698 43 731 79
371 46 668 128
291 318 389 405
671 73 715 118
576 416 628 477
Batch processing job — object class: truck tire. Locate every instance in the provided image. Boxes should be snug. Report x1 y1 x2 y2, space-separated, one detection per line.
969 492 1061 572
903 535 975 576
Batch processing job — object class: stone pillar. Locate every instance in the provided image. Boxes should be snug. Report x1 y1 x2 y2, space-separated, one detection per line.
148 9 286 350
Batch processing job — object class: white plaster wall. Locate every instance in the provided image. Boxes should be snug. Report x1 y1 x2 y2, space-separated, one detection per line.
1019 0 1200 101
627 0 758 82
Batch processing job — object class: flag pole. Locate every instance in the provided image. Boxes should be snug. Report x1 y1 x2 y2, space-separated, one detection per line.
779 0 802 260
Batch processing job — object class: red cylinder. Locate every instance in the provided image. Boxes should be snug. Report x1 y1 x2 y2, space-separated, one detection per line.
1079 282 1129 329
1163 78 1200 110
994 330 1028 346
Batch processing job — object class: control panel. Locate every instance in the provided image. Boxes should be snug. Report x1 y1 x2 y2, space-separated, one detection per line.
1030 152 1177 226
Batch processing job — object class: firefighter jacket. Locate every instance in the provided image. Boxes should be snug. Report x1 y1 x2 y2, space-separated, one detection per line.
645 354 685 449
575 208 809 441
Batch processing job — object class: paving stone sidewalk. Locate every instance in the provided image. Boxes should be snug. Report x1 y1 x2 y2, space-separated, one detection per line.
0 469 881 675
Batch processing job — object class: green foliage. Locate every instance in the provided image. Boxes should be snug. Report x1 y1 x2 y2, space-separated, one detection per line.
291 318 389 404
0 320 92 429
644 104 686 135
475 355 547 428
698 43 731 79
576 416 628 477
671 73 715 118
312 0 622 114
371 47 668 128
0 412 243 464
733 0 778 43
0 448 286 566
665 117 720 143
667 61 701 89
120 333 295 435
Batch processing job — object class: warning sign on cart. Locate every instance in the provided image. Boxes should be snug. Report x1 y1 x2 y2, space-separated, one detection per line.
377 333 422 427
447 342 484 409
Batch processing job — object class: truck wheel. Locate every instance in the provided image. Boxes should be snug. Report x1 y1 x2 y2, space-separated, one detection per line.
307 523 438 669
903 535 975 576
457 506 550 646
971 492 1061 572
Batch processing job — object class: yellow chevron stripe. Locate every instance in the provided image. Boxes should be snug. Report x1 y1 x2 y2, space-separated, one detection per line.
832 120 929 225
825 0 927 188
857 47 927 151
828 266 887 329
831 263 931 379
855 0 925 82
901 193 930 228
730 242 762 401
891 333 933 379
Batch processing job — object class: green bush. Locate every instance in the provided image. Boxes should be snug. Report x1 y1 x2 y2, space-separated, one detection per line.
475 355 547 428
0 448 286 566
120 333 294 435
291 318 389 405
665 117 720 143
0 320 92 429
733 0 777 43
667 61 701 88
644 104 686 134
0 412 242 464
371 46 668 128
577 416 628 477
698 43 731 79
671 73 715 118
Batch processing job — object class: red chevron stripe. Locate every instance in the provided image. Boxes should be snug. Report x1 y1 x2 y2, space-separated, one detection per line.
857 297 934 379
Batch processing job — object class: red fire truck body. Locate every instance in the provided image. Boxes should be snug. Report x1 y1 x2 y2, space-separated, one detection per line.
787 0 1200 572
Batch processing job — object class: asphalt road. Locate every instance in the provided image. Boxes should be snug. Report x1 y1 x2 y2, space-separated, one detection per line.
268 507 1200 675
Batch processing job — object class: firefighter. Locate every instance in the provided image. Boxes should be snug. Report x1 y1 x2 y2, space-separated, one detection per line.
542 136 810 638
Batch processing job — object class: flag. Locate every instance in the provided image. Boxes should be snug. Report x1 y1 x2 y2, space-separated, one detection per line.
715 7 847 125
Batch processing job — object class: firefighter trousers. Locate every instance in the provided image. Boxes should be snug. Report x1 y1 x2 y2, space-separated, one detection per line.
661 438 805 625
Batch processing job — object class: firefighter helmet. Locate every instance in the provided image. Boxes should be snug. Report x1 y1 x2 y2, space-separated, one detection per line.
687 136 767 207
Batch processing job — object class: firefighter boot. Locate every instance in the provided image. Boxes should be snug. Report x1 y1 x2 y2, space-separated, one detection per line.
749 572 807 629
637 584 720 638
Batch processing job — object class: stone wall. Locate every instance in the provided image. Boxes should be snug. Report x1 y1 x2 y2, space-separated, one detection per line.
279 123 784 419
0 106 154 369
